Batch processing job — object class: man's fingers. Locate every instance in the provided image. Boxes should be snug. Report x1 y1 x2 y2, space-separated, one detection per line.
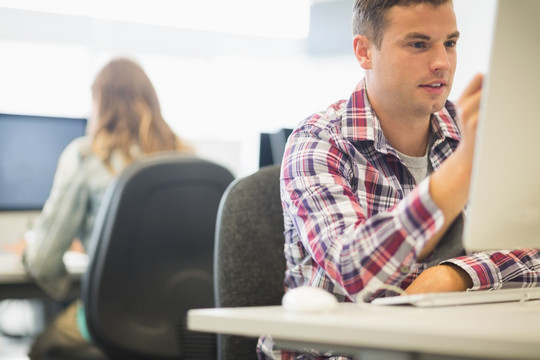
460 73 484 99
459 88 482 125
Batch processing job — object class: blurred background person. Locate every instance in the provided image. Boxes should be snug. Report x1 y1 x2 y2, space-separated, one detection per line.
20 56 191 359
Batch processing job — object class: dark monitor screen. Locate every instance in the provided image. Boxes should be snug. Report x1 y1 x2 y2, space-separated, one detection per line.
0 113 87 211
259 128 293 168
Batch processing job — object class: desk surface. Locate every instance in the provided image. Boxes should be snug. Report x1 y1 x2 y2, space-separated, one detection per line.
188 301 540 360
0 252 87 299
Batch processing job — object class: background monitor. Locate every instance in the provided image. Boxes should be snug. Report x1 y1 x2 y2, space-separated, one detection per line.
259 128 293 168
0 113 87 211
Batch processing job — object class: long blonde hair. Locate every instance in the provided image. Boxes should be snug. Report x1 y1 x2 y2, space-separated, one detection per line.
90 57 190 169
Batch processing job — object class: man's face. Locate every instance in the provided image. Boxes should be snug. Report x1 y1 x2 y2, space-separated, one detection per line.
365 2 459 121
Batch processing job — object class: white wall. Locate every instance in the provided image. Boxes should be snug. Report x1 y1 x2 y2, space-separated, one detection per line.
0 0 498 243
0 0 497 177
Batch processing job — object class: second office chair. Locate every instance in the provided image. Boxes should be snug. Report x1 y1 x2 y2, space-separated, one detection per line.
82 154 234 360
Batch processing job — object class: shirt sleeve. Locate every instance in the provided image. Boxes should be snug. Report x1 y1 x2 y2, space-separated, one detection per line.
23 138 89 300
442 249 540 290
281 124 445 302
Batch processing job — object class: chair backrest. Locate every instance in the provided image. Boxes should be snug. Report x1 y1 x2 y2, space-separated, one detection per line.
214 164 286 360
82 154 234 360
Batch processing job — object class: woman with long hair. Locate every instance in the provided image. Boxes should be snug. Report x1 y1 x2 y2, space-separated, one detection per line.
23 57 191 359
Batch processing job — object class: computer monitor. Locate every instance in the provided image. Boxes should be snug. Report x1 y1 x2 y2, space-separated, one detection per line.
463 0 540 251
259 128 293 168
0 113 87 211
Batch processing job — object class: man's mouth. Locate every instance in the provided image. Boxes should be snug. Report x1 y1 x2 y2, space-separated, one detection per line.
419 82 447 94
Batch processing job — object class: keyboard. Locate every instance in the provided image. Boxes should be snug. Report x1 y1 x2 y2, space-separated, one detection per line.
371 287 540 307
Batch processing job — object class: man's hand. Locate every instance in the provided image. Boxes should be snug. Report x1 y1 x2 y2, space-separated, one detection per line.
422 75 483 260
455 73 483 165
404 264 473 295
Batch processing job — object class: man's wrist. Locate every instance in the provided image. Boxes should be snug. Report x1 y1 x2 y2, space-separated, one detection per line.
440 263 473 290
405 264 473 295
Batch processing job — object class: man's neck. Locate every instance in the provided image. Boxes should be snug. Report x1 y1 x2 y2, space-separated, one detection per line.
378 111 432 157
364 88 432 156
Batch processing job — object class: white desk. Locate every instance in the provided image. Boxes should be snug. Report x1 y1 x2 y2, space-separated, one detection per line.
188 301 540 360
0 211 40 244
0 212 88 299
0 252 88 300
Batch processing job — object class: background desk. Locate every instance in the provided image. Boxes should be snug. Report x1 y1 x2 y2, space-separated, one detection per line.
0 252 87 300
188 301 540 360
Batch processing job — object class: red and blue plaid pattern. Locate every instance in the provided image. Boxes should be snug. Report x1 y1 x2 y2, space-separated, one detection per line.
280 80 462 302
257 79 540 359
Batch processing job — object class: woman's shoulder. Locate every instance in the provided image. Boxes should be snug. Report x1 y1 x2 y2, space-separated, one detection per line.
56 136 96 171
59 136 102 163
64 136 91 154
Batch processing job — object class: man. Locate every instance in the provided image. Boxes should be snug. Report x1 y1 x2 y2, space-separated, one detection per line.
257 0 540 358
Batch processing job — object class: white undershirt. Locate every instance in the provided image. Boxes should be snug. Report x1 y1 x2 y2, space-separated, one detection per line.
394 135 434 184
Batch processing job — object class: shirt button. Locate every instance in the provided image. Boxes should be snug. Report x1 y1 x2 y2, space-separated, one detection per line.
400 265 410 274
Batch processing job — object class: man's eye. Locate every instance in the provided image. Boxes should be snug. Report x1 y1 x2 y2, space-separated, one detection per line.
445 41 457 48
411 42 426 49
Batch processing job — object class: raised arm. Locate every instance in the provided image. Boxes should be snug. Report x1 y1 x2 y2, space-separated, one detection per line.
407 74 483 294
281 116 445 302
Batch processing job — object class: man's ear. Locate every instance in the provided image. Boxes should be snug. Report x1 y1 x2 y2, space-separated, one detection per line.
353 35 373 69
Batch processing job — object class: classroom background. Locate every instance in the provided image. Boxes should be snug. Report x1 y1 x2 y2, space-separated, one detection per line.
0 0 496 178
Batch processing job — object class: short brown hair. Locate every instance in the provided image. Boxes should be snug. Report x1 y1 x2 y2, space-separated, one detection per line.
352 0 452 48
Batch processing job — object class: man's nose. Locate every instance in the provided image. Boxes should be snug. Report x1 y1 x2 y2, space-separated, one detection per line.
430 45 452 72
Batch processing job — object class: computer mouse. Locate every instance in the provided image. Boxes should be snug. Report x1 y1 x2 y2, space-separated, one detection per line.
282 286 339 314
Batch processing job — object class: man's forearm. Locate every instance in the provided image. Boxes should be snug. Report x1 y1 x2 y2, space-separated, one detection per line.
420 147 472 259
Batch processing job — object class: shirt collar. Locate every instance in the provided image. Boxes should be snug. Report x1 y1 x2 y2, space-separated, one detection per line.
342 79 461 147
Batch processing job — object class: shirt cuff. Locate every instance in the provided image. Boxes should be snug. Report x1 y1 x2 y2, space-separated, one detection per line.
441 253 502 290
398 177 445 254
417 176 444 221
22 251 72 300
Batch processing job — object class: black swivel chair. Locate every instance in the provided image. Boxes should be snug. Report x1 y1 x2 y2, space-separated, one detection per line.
79 154 234 360
214 164 286 360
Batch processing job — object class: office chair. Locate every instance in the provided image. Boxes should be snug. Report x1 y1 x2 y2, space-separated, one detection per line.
79 154 234 360
214 164 286 360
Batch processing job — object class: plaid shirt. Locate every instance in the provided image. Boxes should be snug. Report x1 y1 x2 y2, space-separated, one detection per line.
257 79 540 359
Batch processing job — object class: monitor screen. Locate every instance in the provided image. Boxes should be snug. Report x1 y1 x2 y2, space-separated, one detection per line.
259 128 293 168
0 113 87 211
463 0 540 251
